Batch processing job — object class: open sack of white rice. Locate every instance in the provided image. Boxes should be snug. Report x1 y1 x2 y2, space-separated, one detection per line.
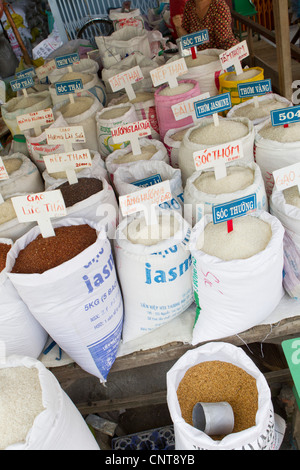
184 161 267 226
105 137 168 181
255 118 300 197
178 117 255 185
227 93 293 126
0 356 100 450
190 211 285 344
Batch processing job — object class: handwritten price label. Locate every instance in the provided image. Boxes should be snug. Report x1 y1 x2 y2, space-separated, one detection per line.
193 140 243 179
219 40 249 75
273 162 300 192
150 58 188 89
109 65 144 100
17 108 54 132
0 157 9 181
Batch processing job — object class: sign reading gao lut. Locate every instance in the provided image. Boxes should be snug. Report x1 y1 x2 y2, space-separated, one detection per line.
55 53 80 71
55 79 83 104
17 108 54 137
273 162 300 195
171 92 210 124
193 140 244 180
111 119 151 156
238 79 272 108
150 58 188 89
219 40 249 76
43 149 92 185
10 76 34 97
181 29 209 59
119 180 172 226
282 338 300 409
12 190 67 239
212 193 257 233
271 105 300 129
45 126 86 153
109 65 144 101
194 93 232 126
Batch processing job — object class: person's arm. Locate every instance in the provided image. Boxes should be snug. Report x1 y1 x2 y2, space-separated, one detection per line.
172 14 188 38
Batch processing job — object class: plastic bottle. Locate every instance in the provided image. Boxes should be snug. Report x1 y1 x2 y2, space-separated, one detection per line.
9 134 30 157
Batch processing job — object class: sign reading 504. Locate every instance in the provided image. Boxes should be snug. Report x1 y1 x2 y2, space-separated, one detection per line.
271 105 300 126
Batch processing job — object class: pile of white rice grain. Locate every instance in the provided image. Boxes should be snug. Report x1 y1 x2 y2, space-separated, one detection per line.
114 144 157 164
225 69 261 82
283 186 300 209
0 366 44 450
159 83 194 96
0 199 17 225
259 121 300 143
58 96 94 119
231 98 290 121
193 166 255 194
198 216 272 260
189 120 248 146
125 213 180 246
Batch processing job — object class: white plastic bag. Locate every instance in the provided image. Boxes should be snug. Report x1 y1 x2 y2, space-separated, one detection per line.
0 238 48 358
167 342 286 450
6 218 124 382
105 138 169 181
1 356 100 450
96 26 151 61
179 117 255 186
114 209 194 343
0 153 44 198
96 103 139 158
113 160 184 215
190 211 285 345
255 118 300 197
184 162 268 226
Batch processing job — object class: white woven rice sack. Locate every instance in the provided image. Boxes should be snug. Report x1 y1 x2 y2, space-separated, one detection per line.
0 356 100 450
113 160 184 215
105 138 168 181
178 117 255 186
190 211 284 345
0 193 36 242
227 93 293 127
254 118 300 198
167 342 286 450
96 103 138 158
42 150 108 189
0 238 48 359
114 209 194 343
166 49 225 97
6 218 124 383
1 91 52 136
48 58 100 84
0 153 44 198
270 185 300 251
184 161 267 226
164 125 198 169
54 93 103 152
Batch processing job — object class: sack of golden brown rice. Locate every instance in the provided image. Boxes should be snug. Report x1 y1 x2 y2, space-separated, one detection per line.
167 342 286 450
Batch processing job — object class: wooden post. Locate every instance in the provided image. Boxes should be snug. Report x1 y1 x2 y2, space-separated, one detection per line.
3 4 32 66
272 0 293 100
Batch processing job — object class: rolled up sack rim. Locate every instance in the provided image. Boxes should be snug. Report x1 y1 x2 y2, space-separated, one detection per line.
0 153 37 182
0 237 14 281
189 210 284 269
6 217 108 283
227 93 293 121
115 207 191 255
113 159 181 186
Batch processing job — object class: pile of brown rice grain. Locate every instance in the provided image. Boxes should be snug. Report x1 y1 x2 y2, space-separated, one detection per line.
0 242 11 272
0 366 44 449
176 360 258 439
